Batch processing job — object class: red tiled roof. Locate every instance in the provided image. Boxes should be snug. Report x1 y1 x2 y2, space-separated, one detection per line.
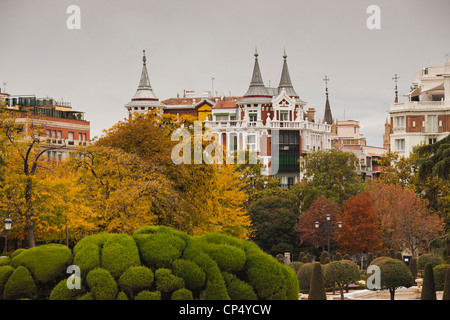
214 100 239 109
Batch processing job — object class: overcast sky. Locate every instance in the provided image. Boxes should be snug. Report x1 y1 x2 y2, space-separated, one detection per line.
1 0 450 147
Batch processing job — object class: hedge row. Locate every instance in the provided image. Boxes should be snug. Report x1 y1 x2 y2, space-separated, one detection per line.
0 225 299 300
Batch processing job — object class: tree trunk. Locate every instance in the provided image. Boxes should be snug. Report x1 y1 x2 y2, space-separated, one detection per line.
339 285 344 300
25 177 36 247
389 288 395 300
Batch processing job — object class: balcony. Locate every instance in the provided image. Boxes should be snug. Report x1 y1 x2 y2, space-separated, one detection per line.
205 119 331 133
390 100 450 112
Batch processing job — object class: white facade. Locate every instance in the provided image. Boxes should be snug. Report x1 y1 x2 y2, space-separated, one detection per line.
388 58 450 157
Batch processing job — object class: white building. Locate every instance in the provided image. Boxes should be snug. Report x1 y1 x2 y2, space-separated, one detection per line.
388 58 450 157
206 49 331 187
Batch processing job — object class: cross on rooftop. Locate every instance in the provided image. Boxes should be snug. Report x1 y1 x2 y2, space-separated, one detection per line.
323 75 329 91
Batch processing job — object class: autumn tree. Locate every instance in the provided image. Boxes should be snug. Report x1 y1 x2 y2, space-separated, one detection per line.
335 192 383 255
366 181 444 256
295 196 341 250
93 111 251 239
0 109 69 247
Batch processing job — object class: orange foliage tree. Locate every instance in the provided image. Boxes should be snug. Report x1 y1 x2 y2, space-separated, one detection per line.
295 196 341 249
335 192 383 255
366 181 444 256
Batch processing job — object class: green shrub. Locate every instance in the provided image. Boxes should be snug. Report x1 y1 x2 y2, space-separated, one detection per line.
201 243 246 273
409 257 418 279
172 259 206 291
197 232 244 249
308 262 326 300
11 244 73 283
324 260 360 300
86 268 118 300
288 262 303 274
443 267 450 300
433 264 450 291
183 240 229 300
73 243 100 277
320 251 330 265
49 278 84 300
77 292 93 300
133 228 186 269
0 257 10 266
421 263 436 300
222 272 257 300
118 266 154 297
154 268 184 294
282 263 299 300
73 232 112 255
418 253 444 271
116 291 128 300
244 241 286 299
0 265 14 297
297 263 314 293
101 234 141 278
3 266 37 300
135 290 161 300
11 249 26 259
171 288 194 300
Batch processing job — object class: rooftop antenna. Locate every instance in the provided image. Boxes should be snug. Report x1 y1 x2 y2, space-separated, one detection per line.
445 52 449 61
392 73 400 103
323 75 330 95
211 77 215 98
143 50 147 65
2 82 7 94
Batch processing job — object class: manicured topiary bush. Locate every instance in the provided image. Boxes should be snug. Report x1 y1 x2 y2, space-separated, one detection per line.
433 264 450 291
11 244 73 284
421 263 436 300
418 253 444 271
308 262 326 300
172 259 206 292
86 268 118 300
370 257 413 300
0 265 14 298
3 266 37 300
133 226 187 269
101 234 141 279
171 288 194 300
324 260 359 300
297 263 314 293
118 266 154 298
1 226 299 300
49 278 85 300
154 268 184 297
222 272 257 300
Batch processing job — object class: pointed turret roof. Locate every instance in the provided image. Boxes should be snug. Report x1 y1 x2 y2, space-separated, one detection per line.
125 50 163 110
243 48 271 98
278 49 299 98
323 86 333 125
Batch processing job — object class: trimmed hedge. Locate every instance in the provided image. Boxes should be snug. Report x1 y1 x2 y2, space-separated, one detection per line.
433 264 450 291
118 266 154 298
3 266 37 300
86 268 118 300
101 234 141 278
418 253 444 271
11 244 73 283
2 226 299 300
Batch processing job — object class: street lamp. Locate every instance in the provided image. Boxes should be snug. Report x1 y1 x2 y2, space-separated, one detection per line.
1 216 12 255
315 215 342 252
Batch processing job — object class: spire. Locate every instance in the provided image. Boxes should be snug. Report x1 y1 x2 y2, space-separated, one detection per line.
278 48 299 98
243 47 270 97
133 50 158 101
323 75 333 125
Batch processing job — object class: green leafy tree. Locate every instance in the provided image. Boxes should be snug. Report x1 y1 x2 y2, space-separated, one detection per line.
323 260 359 300
370 257 413 300
298 148 364 210
248 195 299 253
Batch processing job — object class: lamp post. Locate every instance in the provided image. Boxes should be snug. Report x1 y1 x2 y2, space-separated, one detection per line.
315 214 342 252
1 216 12 255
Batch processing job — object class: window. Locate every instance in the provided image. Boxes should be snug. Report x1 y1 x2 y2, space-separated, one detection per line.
395 139 405 151
427 115 437 132
68 132 74 145
395 116 405 127
280 112 288 121
249 111 257 122
429 138 437 145
215 115 228 121
247 135 256 150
